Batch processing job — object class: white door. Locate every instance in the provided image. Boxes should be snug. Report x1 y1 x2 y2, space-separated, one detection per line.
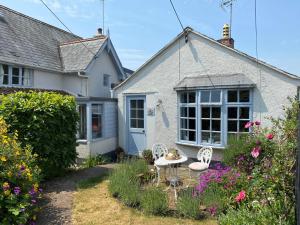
127 96 146 155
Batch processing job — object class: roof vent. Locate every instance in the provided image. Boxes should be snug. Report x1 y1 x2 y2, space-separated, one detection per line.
0 12 5 22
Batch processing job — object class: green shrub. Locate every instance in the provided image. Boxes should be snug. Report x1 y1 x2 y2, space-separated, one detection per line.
142 149 153 164
177 188 201 219
0 91 79 178
81 154 110 168
108 159 148 198
141 187 168 215
119 179 140 207
0 117 42 225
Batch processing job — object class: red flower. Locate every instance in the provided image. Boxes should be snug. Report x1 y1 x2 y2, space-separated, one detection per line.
266 133 274 140
235 190 246 203
251 146 261 158
254 121 261 126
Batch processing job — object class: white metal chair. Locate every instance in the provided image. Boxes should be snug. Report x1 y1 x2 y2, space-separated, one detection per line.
152 143 168 186
188 146 213 180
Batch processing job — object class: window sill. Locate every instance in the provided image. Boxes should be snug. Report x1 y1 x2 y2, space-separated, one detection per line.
175 141 225 149
76 139 88 144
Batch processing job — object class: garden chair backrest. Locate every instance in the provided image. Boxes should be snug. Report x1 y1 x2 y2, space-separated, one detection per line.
152 143 168 160
197 146 213 165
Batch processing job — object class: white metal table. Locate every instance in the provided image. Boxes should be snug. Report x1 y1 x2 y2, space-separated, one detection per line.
155 155 188 200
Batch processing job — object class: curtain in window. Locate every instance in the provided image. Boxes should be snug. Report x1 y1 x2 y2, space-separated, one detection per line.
22 68 31 86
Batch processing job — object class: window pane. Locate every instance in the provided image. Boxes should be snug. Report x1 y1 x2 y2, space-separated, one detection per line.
12 67 20 85
212 107 221 118
211 90 221 102
201 132 210 143
201 91 210 103
212 133 221 144
181 119 188 129
130 119 137 128
239 120 250 132
201 107 210 118
188 92 196 103
180 130 189 141
12 76 19 85
92 104 102 114
189 107 196 118
130 110 137 118
201 119 210 130
130 100 137 108
228 107 238 119
137 100 144 109
189 131 196 142
189 119 196 130
228 120 238 132
239 107 249 119
228 90 238 102
137 110 144 119
22 68 32 86
78 105 87 139
180 93 188 103
180 107 188 117
137 119 144 128
92 115 102 138
240 90 250 102
212 120 221 131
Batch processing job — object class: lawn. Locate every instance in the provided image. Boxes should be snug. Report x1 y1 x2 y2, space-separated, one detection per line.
72 176 217 225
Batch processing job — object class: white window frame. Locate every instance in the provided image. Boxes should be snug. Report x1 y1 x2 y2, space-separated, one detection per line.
0 63 33 87
177 89 252 148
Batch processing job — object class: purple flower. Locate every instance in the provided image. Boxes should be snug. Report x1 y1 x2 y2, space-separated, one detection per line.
31 199 37 204
29 188 36 197
14 187 21 195
208 206 217 216
20 165 26 171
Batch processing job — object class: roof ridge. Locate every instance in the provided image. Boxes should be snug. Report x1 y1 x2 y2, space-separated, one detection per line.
60 36 107 46
0 4 80 39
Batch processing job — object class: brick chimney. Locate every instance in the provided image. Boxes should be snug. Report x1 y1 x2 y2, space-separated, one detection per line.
217 24 234 48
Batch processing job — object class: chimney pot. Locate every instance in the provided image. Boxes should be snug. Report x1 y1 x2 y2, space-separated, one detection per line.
217 24 234 48
97 28 103 35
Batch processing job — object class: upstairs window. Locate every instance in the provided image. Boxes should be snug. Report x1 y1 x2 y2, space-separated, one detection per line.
0 64 32 86
103 74 110 87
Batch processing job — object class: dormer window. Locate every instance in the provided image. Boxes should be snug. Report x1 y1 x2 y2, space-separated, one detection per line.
0 64 33 87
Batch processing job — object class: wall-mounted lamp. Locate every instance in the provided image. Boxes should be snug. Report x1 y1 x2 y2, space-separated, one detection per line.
156 99 163 107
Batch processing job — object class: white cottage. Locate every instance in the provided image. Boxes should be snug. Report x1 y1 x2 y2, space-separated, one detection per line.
0 5 132 158
114 26 300 160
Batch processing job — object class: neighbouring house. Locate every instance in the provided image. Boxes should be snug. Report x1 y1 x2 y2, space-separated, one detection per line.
114 25 300 160
0 5 131 158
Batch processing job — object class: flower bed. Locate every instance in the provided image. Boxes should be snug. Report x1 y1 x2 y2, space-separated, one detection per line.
0 117 42 225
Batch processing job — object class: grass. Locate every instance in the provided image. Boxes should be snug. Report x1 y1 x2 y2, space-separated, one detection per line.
72 176 217 225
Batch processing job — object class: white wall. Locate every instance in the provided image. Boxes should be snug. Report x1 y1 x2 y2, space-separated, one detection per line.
33 70 63 90
116 32 300 159
86 50 120 98
62 74 88 96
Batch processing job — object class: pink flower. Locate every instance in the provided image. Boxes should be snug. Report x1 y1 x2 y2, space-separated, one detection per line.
254 121 261 126
208 206 217 216
235 190 246 203
251 146 261 158
266 133 274 140
244 122 253 129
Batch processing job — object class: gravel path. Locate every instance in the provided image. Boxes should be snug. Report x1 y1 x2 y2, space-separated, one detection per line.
36 164 115 225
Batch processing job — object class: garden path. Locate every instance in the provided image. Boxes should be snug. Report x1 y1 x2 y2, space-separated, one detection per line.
36 164 115 225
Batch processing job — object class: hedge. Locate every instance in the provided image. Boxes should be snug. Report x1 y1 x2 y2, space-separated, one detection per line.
0 91 79 178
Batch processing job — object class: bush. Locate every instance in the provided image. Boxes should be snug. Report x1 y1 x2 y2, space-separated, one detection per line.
141 187 168 215
0 117 42 225
177 188 202 219
0 91 79 178
108 159 148 199
81 154 110 168
119 179 140 207
142 149 153 164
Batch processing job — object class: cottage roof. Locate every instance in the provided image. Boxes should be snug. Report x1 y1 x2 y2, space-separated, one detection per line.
174 73 255 90
60 37 106 72
0 5 79 72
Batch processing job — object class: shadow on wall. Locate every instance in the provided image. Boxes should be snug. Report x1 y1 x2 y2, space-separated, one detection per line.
162 111 170 128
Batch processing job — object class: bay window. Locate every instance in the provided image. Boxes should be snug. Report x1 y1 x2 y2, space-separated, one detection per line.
0 64 32 86
178 89 252 147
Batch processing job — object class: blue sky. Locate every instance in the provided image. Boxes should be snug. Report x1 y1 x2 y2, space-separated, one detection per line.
2 0 300 74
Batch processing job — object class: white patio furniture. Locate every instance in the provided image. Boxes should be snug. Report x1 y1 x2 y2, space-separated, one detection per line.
155 151 188 201
152 143 169 186
188 146 213 181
